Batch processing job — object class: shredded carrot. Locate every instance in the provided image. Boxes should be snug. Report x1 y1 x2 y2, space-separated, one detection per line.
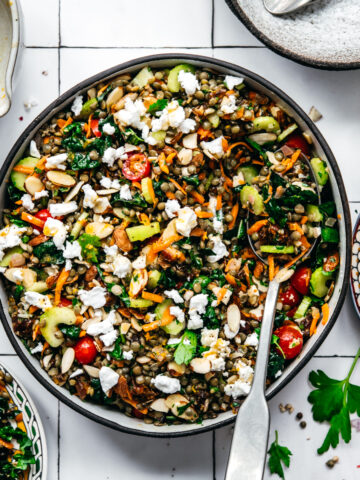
197 127 214 140
300 216 308 225
310 310 321 336
0 438 13 450
144 178 156 204
57 118 67 129
32 323 40 340
15 412 23 422
41 342 49 355
97 83 109 95
219 160 233 187
54 268 70 306
300 235 311 250
190 191 205 204
12 165 34 174
216 194 222 211
132 181 142 190
75 315 84 324
284 249 308 269
139 213 150 225
282 149 301 173
247 219 268 235
288 223 304 235
21 212 44 228
237 106 245 118
32 157 47 178
61 117 73 130
268 255 275 281
198 172 206 180
166 152 177 164
142 291 164 303
151 234 183 254
86 113 93 138
222 137 229 152
241 247 257 259
254 261 264 279
264 185 273 204
216 287 227 304
228 203 239 230
158 153 169 174
43 136 51 144
165 191 176 200
190 228 206 237
225 273 237 286
29 305 39 315
195 211 213 219
243 263 251 286
169 178 187 196
79 330 86 338
321 303 330 326
142 305 174 332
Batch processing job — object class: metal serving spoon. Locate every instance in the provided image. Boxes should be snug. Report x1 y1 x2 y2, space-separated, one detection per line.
225 153 320 480
263 0 317 16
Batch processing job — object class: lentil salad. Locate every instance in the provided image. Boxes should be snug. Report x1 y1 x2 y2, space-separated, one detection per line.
1 63 340 425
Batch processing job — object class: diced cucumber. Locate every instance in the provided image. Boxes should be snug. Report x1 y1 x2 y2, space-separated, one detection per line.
40 307 76 348
26 281 48 293
240 186 264 215
293 296 312 319
70 212 89 239
80 98 98 118
306 205 323 223
207 113 220 128
126 222 160 242
252 116 280 134
141 177 155 204
155 299 172 322
11 157 39 192
321 227 339 243
133 67 153 88
148 270 161 290
311 158 329 186
129 298 154 308
163 319 185 335
151 130 166 145
167 64 196 93
310 267 333 298
260 245 295 254
277 124 298 143
0 247 23 267
239 165 259 184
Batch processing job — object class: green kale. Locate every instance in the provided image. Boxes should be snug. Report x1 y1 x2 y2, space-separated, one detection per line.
8 216 28 227
189 251 203 270
71 153 100 170
33 240 65 265
110 337 125 360
267 350 285 380
111 191 147 208
265 199 287 228
123 128 143 145
13 285 24 302
7 184 22 202
86 135 112 156
147 98 168 114
60 324 81 339
174 330 197 365
321 227 339 243
183 175 200 186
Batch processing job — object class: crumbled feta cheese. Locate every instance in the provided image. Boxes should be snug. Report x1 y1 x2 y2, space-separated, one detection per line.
232 173 244 187
179 118 197 134
202 338 231 371
31 343 44 354
220 94 237 114
102 147 125 167
65 259 72 271
201 328 219 347
29 140 41 158
207 355 226 371
201 136 225 159
99 177 121 190
151 374 180 394
248 304 264 321
100 329 118 347
24 291 52 311
63 240 82 260
175 207 197 237
12 268 24 283
224 379 251 398
87 315 115 337
236 360 254 383
167 337 182 345
224 324 238 340
21 194 34 211
102 123 115 135
43 218 67 249
71 95 83 116
123 350 134 361
207 235 229 264
188 294 208 330
244 332 259 349
45 153 68 171
78 286 107 309
178 70 200 95
0 225 26 260
99 366 119 395
151 100 195 135
104 244 118 259
170 306 185 323
165 199 181 219
112 254 132 278
274 370 282 379
82 184 98 208
211 286 232 306
209 196 223 234
224 75 244 91
34 190 49 200
119 184 132 200
49 201 78 217
132 255 146 270
69 369 83 379
164 289 184 304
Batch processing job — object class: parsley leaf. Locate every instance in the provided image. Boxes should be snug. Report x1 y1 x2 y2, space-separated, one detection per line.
268 430 292 479
147 98 168 114
308 347 360 454
174 330 197 365
78 233 101 263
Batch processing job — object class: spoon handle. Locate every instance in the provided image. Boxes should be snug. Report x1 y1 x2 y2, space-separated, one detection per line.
225 279 280 480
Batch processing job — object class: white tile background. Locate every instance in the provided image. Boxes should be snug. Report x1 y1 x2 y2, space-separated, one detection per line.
1 1 360 479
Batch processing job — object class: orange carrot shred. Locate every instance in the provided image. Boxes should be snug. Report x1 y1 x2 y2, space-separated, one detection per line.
54 268 70 306
321 303 330 326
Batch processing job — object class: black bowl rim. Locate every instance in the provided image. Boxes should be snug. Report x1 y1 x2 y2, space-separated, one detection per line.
0 53 352 438
225 0 360 71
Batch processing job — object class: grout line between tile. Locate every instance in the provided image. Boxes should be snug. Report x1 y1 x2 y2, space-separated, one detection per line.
211 0 215 49
23 45 265 50
57 400 61 480
313 355 357 358
212 430 216 480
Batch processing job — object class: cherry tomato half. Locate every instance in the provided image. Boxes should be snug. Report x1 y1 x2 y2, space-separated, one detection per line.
290 266 312 295
285 134 310 156
90 119 101 138
323 252 339 273
58 297 72 307
279 285 300 308
274 325 303 360
74 336 97 364
122 153 150 182
35 209 52 223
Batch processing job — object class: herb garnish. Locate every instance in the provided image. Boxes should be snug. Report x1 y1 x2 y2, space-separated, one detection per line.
268 430 292 479
174 330 197 365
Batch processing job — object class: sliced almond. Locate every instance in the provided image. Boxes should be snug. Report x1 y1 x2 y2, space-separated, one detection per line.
9 253 25 268
83 365 100 378
85 222 114 239
177 148 192 165
167 361 186 377
106 86 124 108
165 394 198 421
190 357 211 374
95 189 119 196
25 176 45 195
120 322 131 335
61 347 75 374
131 317 143 332
129 269 148 297
93 197 111 215
150 398 169 413
47 170 76 187
227 304 241 334
182 133 198 149
64 180 84 203
113 92 138 113
42 354 53 370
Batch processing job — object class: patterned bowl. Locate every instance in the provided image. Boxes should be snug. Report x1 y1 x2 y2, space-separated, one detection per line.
350 215 360 317
0 362 47 480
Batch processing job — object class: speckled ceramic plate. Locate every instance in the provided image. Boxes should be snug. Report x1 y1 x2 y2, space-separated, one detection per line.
225 0 360 70
350 215 360 317
0 362 47 480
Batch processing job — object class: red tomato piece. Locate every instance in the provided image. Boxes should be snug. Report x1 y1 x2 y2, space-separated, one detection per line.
290 266 312 295
58 297 72 307
90 119 101 138
74 336 97 364
33 209 53 230
285 134 310 156
122 153 150 182
279 285 300 308
274 325 303 359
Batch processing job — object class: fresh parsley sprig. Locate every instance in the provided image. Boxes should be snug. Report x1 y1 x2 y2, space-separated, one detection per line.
268 430 292 479
308 347 360 454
